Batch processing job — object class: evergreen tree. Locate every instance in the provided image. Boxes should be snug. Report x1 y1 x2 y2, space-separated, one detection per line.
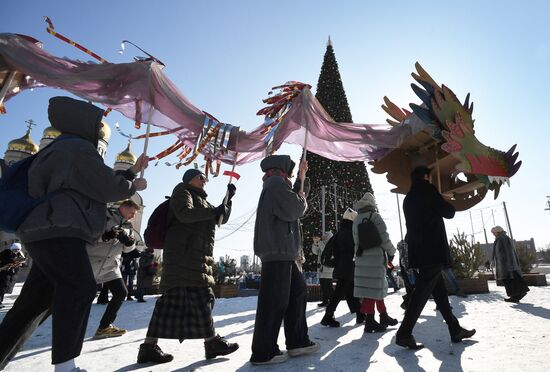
301 39 374 272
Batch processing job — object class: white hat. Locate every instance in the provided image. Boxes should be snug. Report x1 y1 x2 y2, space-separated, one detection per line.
10 242 22 251
322 231 333 241
343 208 358 221
491 226 505 234
354 192 377 210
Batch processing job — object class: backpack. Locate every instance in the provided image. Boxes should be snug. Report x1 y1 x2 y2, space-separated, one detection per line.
320 235 336 268
356 212 382 256
143 197 171 250
0 136 73 233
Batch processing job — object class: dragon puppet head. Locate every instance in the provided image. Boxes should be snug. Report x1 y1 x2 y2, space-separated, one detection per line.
373 63 521 211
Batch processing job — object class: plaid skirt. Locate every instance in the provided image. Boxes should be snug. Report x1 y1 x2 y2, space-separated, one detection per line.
146 286 215 341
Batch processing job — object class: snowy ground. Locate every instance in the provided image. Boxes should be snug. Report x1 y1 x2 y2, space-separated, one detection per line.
1 278 550 372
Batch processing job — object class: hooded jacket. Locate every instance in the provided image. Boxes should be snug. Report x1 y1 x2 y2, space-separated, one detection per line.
254 155 310 262
17 97 137 244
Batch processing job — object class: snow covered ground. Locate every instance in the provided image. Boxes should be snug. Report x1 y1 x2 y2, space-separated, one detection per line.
2 278 549 372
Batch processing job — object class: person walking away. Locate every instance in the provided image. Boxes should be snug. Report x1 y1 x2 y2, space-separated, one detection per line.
0 243 26 308
311 232 334 307
491 225 529 303
137 169 238 364
87 200 140 339
321 208 363 327
352 193 398 333
395 166 475 350
135 247 156 303
121 248 141 300
0 96 147 372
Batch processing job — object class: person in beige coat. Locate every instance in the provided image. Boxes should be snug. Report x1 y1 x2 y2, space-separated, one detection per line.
353 192 398 333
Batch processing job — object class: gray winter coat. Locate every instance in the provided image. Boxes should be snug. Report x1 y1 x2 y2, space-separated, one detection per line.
17 97 137 244
254 155 309 262
87 208 135 284
353 206 396 300
493 232 522 280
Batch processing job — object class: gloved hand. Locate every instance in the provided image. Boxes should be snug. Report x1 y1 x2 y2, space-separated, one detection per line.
118 230 135 247
227 183 237 201
213 203 228 219
102 228 119 241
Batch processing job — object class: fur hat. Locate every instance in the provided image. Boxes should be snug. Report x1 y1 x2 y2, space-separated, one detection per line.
343 207 358 221
354 192 377 210
10 242 22 251
491 225 505 234
182 168 206 184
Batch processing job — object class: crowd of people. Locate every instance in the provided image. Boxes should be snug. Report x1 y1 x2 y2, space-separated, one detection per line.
0 96 530 370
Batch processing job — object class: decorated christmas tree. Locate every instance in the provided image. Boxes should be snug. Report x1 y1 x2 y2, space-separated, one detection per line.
301 38 374 272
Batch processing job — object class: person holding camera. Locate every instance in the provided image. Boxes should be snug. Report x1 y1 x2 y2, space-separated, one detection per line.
87 199 140 339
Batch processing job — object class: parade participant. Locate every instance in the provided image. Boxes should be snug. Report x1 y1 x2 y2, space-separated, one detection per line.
352 193 398 333
395 166 475 350
491 226 529 303
0 96 148 372
311 231 334 307
250 155 320 365
321 208 363 327
0 243 26 309
88 200 140 339
137 169 238 364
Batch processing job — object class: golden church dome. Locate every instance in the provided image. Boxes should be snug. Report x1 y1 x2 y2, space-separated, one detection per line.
116 143 136 164
99 120 111 142
7 130 39 154
42 126 61 140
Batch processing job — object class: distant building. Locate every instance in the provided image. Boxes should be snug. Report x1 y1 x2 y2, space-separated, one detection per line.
479 238 536 263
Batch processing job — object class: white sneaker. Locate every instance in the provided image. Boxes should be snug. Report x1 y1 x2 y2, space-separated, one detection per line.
287 341 320 357
250 351 289 365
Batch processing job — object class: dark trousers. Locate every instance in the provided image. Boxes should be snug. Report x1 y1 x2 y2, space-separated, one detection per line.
122 273 135 298
325 278 360 315
97 284 109 303
251 261 309 362
0 238 96 366
319 278 333 303
397 264 460 337
98 278 128 329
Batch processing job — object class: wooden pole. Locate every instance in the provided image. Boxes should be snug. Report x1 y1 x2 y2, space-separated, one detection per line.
0 71 17 109
140 105 155 178
218 156 238 226
480 210 488 244
503 201 514 240
299 130 309 193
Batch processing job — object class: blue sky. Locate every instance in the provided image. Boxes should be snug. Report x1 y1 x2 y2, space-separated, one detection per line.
1 0 549 261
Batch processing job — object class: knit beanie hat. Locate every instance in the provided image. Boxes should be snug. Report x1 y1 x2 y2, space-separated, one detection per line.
182 168 205 184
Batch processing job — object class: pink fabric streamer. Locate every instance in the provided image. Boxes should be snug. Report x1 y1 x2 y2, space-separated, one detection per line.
0 33 414 165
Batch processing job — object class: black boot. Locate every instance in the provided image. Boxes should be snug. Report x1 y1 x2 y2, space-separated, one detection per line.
450 327 476 343
379 312 398 327
395 333 424 350
137 343 174 364
364 314 386 333
204 334 239 359
321 313 340 327
356 312 366 325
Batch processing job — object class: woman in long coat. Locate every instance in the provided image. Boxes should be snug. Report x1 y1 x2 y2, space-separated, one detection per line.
491 226 529 303
353 193 398 333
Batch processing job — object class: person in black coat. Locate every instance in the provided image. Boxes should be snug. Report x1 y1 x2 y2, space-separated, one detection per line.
121 248 141 301
395 166 475 350
320 208 363 327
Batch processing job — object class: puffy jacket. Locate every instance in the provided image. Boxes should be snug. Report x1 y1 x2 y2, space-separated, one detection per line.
160 183 230 291
86 207 136 284
17 97 136 244
353 206 396 300
253 155 309 262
